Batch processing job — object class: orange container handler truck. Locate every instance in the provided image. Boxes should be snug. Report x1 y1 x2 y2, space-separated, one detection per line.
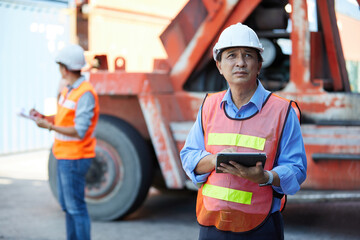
48 0 360 220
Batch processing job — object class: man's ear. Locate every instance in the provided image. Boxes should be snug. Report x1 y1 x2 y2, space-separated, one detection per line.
216 61 222 75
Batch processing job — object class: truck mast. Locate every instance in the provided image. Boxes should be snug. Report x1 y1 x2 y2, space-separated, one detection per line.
48 0 360 221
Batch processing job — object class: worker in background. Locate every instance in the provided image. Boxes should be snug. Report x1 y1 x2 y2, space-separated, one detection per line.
180 23 307 240
30 44 99 240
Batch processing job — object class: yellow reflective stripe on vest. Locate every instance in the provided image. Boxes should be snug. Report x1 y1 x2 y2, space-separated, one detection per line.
202 183 253 205
208 133 265 151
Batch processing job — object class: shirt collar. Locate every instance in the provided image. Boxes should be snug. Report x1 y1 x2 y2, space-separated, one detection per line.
67 75 85 90
220 80 270 111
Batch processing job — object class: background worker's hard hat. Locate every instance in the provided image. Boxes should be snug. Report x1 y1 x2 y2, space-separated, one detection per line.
213 23 264 61
55 44 86 71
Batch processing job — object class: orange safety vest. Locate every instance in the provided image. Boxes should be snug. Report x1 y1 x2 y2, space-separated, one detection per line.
53 80 99 160
197 91 298 232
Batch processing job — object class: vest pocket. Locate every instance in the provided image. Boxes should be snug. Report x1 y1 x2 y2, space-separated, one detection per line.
220 210 232 223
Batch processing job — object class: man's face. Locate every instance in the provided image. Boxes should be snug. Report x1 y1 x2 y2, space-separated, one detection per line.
216 47 262 87
59 64 67 79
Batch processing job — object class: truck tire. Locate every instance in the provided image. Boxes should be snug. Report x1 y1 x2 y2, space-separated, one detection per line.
48 114 154 220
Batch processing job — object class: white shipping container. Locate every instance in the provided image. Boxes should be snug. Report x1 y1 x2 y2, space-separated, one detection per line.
0 0 73 154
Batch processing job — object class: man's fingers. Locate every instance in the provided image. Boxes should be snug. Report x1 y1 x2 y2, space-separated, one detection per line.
256 161 264 169
219 163 235 173
229 161 246 171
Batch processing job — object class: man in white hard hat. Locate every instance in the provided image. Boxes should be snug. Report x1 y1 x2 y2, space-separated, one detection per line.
30 44 99 240
181 23 307 239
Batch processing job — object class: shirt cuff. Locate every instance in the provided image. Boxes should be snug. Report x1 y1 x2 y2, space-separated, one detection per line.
187 152 212 186
74 124 86 139
194 172 210 183
272 165 301 195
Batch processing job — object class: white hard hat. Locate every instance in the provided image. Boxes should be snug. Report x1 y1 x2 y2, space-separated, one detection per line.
55 44 86 71
213 23 264 61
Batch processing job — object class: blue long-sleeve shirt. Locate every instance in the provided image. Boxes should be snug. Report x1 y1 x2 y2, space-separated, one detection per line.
180 81 307 212
66 76 95 139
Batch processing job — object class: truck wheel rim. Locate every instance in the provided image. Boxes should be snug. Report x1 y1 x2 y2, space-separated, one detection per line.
85 139 124 200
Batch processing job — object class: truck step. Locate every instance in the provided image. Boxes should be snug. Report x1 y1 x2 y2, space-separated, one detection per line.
288 190 360 203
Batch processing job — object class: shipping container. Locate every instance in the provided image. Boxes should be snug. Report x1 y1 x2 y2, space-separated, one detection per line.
0 0 74 154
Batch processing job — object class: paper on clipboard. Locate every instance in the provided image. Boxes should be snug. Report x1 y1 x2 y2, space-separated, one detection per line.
17 108 37 121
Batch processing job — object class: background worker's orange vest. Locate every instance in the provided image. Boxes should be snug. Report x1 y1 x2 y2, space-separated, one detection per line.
197 91 296 232
53 81 99 160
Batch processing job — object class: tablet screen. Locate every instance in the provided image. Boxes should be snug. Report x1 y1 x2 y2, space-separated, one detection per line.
216 152 267 173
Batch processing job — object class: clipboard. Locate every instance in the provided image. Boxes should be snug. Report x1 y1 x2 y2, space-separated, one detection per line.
216 152 267 173
17 108 37 121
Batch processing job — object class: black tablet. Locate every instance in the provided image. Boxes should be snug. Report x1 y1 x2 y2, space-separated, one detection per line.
216 152 267 173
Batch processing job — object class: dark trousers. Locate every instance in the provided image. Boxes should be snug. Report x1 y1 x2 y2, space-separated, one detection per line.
198 211 284 240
